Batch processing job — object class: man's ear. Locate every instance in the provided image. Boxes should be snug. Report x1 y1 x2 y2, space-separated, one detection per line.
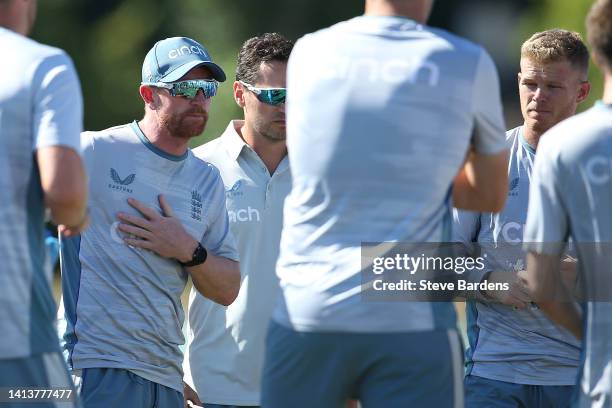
234 81 246 108
577 80 591 104
140 85 158 109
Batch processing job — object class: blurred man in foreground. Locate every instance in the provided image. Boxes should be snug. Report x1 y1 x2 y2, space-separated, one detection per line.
524 0 612 406
0 0 88 406
262 0 509 406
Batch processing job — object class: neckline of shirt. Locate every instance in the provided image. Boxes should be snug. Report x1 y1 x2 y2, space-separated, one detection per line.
222 120 248 161
518 126 536 156
350 15 421 31
221 120 290 176
130 120 188 162
359 15 418 24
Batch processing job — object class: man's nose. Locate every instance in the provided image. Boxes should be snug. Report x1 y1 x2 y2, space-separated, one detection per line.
532 87 547 102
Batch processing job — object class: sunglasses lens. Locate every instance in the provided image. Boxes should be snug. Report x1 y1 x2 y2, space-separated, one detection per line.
257 89 286 106
176 87 198 99
201 81 218 98
171 80 218 99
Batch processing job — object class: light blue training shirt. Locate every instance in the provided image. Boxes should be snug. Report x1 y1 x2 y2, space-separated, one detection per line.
524 103 612 406
0 27 83 359
59 121 239 392
453 126 580 385
274 15 508 333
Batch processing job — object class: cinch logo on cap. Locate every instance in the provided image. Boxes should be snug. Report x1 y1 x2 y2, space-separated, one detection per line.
141 36 227 84
168 45 209 59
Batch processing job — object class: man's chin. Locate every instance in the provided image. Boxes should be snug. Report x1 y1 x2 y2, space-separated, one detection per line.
264 125 287 142
527 118 553 134
175 122 207 140
263 132 286 142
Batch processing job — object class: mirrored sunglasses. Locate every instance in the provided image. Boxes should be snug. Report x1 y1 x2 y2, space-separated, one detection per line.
240 81 286 106
158 79 219 99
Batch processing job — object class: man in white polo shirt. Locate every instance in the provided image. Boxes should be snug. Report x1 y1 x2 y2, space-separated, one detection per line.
184 33 293 408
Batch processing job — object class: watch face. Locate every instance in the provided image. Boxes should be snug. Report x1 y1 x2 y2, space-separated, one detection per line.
194 244 206 260
183 243 207 267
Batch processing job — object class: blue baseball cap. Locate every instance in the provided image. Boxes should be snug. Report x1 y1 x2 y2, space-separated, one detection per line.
141 36 226 85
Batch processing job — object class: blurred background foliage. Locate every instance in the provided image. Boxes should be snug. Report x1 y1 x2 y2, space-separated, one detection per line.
31 0 600 148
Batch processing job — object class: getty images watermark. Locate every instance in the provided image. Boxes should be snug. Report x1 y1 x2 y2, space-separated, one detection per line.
362 241 612 303
361 242 512 301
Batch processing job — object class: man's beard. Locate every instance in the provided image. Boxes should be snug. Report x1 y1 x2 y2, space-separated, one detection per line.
161 109 208 140
255 117 286 142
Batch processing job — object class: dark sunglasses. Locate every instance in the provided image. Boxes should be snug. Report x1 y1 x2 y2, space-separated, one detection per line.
240 81 286 106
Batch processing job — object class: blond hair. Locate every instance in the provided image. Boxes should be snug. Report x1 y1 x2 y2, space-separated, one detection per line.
521 29 589 78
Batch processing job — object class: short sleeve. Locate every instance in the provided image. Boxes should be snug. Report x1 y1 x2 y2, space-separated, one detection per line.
200 173 239 262
471 49 507 155
452 208 480 248
79 131 96 176
523 139 568 255
32 52 83 154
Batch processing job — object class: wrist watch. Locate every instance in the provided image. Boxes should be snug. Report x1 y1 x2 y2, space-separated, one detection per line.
179 242 208 267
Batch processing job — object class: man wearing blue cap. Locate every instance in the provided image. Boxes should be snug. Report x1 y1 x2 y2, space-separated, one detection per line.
58 37 240 408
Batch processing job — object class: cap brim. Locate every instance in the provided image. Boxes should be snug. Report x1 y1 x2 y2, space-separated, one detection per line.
161 60 226 83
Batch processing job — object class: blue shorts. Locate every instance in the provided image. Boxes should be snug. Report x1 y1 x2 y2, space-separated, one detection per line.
0 351 80 408
262 321 464 408
75 368 182 408
465 375 576 408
